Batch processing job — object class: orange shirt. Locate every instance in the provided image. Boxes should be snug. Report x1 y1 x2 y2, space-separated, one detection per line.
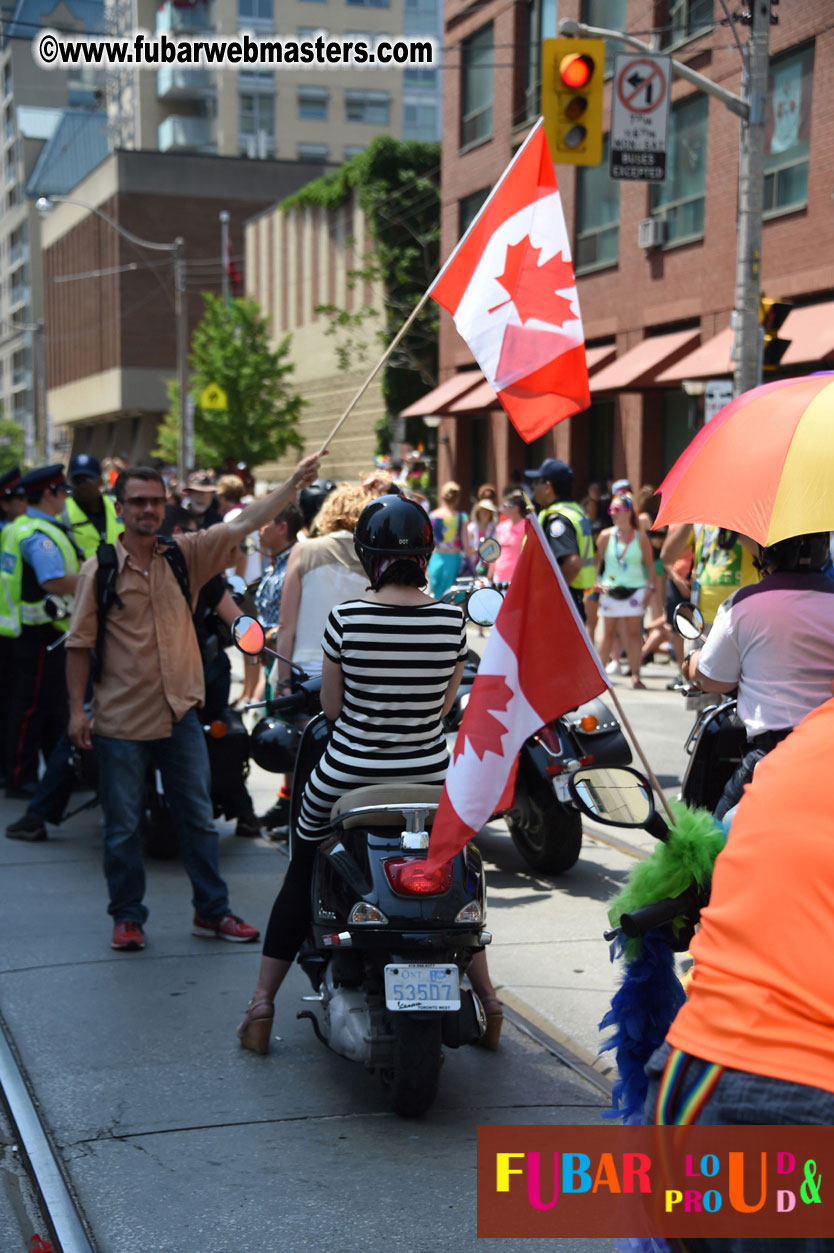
668 696 834 1092
66 526 237 740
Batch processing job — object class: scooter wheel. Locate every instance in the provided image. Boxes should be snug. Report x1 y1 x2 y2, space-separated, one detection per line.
379 1016 443 1117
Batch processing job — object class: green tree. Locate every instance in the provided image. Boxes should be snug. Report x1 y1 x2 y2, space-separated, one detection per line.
153 294 304 468
0 415 24 473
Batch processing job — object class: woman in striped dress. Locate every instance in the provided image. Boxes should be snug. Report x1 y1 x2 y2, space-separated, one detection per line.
238 495 502 1053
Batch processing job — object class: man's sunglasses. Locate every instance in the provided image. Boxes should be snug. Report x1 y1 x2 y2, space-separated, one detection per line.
124 495 165 508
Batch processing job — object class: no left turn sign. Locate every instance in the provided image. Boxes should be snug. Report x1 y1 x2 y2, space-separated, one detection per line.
610 53 671 181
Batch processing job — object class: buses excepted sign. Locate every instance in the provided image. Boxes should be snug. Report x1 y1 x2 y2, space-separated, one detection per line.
610 53 671 182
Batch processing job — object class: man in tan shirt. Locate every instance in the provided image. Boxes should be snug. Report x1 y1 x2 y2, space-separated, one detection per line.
66 454 319 951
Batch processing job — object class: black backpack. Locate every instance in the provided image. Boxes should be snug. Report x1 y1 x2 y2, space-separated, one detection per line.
94 537 192 681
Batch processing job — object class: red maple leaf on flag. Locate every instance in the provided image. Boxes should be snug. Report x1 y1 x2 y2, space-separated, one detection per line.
452 674 514 763
489 237 577 326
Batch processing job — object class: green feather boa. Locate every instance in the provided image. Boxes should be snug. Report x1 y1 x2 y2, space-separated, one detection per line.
608 801 726 959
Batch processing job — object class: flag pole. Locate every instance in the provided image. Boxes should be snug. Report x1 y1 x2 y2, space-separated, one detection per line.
316 288 433 456
604 687 677 824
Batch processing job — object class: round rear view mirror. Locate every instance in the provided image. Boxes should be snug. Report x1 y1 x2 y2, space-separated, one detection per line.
478 536 501 564
672 602 705 640
466 585 503 628
232 615 266 655
568 766 654 828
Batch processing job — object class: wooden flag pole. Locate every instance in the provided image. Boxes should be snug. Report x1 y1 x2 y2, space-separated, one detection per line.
605 686 677 825
316 288 434 456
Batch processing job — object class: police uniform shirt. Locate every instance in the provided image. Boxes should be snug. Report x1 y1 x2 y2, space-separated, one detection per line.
19 508 71 584
543 511 580 564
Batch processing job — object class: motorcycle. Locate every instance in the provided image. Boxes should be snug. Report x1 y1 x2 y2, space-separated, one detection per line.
441 578 633 875
234 614 491 1118
671 602 746 812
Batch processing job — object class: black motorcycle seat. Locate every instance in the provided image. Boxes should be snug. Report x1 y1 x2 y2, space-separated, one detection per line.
331 783 444 828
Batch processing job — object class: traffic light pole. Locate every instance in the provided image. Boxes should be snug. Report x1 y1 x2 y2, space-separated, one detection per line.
559 9 770 397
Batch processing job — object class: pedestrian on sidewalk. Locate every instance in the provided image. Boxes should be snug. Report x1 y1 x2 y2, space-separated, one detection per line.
65 454 320 952
595 494 655 690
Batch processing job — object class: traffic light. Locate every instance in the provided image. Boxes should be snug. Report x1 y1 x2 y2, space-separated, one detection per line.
541 37 605 166
759 296 792 370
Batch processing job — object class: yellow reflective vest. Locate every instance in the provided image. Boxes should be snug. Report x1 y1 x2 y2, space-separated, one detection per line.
538 500 596 589
62 493 123 560
0 514 79 636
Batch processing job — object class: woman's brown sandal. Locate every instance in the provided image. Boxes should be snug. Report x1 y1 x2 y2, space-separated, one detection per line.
475 996 503 1051
237 1000 274 1055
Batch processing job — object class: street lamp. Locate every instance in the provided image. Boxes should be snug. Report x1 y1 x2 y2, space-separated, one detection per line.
35 195 191 480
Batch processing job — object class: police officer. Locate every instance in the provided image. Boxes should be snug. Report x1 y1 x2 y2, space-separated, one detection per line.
524 458 594 618
0 464 80 797
0 467 27 785
61 453 123 559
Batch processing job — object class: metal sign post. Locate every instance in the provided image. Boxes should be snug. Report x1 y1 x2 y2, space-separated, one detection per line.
610 53 671 182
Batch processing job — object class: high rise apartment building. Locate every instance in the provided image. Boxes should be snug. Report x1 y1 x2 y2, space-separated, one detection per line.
105 0 442 164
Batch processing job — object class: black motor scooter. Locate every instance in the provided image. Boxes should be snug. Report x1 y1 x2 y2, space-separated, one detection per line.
235 615 490 1118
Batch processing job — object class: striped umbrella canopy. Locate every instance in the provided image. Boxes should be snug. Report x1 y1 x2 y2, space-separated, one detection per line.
655 373 834 546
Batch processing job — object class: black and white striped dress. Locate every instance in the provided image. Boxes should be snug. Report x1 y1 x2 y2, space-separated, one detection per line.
295 599 468 839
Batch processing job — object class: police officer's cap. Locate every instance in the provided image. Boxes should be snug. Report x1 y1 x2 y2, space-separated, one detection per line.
68 453 102 480
19 464 67 499
524 458 573 497
0 466 24 499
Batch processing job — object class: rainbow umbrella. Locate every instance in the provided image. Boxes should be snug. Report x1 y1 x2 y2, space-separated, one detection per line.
655 372 834 546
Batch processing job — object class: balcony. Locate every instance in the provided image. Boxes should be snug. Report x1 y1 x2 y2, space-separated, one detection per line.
158 114 215 153
157 66 214 101
155 0 213 34
8 241 27 269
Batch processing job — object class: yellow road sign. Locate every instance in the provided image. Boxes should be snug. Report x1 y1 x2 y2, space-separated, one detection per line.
199 383 228 411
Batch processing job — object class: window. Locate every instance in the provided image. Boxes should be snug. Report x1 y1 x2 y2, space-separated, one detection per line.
661 0 712 48
238 0 273 22
460 23 493 148
404 67 437 89
516 0 540 126
239 93 275 157
345 90 390 125
575 136 620 272
764 43 813 216
403 100 437 140
459 187 490 236
583 0 626 73
239 67 274 85
298 86 328 120
404 0 437 25
344 144 366 158
346 0 389 8
662 389 699 473
650 93 708 244
298 142 329 160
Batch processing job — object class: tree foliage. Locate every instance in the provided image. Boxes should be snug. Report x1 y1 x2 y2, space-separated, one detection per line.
0 415 24 473
153 294 304 469
283 137 440 423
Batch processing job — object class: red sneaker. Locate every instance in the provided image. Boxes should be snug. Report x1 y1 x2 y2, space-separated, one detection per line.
192 912 260 943
112 921 145 951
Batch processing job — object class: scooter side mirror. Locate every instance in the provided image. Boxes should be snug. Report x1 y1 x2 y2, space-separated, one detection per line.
466 585 503 627
477 536 501 564
568 765 669 841
672 602 705 641
232 614 265 655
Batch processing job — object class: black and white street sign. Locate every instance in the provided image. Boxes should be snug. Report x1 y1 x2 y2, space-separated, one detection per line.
610 53 671 182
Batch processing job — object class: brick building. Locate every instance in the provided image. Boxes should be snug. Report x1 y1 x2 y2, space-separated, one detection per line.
412 0 834 500
40 147 328 462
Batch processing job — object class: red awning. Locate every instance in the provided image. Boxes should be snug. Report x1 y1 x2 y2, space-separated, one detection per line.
448 378 498 412
779 301 834 366
590 329 701 392
586 343 617 373
398 370 482 417
655 327 735 383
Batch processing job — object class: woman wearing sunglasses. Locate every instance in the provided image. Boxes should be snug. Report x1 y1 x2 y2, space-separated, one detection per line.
595 494 655 690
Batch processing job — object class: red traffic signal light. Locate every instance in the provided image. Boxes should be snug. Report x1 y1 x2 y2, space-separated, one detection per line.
559 53 595 91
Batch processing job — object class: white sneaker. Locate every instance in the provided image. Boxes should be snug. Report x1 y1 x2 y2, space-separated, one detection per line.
605 660 619 676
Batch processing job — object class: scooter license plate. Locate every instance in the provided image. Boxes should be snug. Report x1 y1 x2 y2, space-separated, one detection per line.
553 776 573 804
384 963 460 1012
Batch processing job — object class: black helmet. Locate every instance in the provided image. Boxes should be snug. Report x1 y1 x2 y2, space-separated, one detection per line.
758 532 830 573
353 495 434 574
250 717 299 773
298 478 336 529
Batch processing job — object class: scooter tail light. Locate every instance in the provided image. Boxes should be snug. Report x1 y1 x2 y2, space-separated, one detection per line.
348 902 388 925
454 901 482 924
322 931 353 947
578 753 594 767
208 720 227 738
579 714 598 732
383 857 453 896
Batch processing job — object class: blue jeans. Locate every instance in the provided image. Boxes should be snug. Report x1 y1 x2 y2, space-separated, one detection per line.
94 709 230 925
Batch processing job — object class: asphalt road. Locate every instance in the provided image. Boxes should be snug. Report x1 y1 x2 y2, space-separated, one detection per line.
0 652 695 1252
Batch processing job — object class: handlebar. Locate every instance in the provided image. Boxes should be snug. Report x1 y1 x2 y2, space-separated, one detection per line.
244 676 322 719
603 880 709 946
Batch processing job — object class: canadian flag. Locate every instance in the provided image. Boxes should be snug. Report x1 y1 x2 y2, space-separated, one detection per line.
430 120 590 443
425 516 610 871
